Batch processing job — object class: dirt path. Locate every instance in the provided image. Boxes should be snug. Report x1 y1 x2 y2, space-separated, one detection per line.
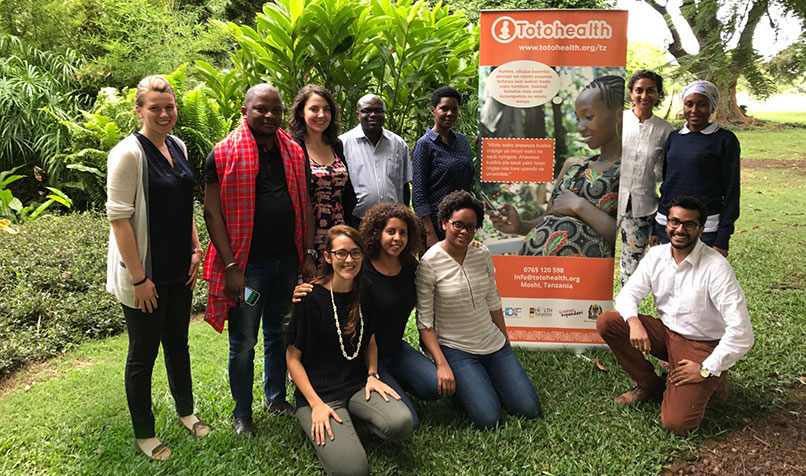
661 388 806 476
742 159 804 172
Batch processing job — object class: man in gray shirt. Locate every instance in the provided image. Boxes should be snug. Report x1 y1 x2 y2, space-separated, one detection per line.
340 94 411 223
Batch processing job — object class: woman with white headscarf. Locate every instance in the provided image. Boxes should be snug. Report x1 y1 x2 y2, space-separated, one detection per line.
652 80 741 257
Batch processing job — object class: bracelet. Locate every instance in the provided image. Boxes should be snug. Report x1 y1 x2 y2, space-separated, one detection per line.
192 247 204 255
224 261 239 272
132 276 148 286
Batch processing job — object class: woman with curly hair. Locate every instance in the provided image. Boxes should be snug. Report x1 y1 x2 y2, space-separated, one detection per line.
295 203 439 429
417 190 540 429
288 84 357 269
287 225 412 475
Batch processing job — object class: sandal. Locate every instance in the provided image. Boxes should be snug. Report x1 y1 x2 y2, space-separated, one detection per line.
134 439 171 461
182 416 211 438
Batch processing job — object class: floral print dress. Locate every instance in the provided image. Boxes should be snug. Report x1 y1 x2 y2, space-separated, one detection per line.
309 157 349 268
522 156 619 258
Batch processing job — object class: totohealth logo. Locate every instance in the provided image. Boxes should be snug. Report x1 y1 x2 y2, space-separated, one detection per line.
491 16 613 44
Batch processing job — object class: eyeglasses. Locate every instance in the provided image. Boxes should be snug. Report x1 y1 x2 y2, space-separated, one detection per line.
328 249 364 260
358 108 385 115
667 217 700 231
449 221 477 234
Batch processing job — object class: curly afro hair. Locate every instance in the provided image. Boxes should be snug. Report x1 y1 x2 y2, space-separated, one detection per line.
359 202 422 266
437 190 484 228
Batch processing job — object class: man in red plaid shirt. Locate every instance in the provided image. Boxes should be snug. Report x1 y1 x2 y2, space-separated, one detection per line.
203 84 317 436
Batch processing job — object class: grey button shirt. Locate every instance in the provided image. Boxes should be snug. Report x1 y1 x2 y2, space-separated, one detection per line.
339 125 411 218
618 110 674 221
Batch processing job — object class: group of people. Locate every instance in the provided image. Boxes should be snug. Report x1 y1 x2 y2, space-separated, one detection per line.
105 70 752 474
489 70 751 435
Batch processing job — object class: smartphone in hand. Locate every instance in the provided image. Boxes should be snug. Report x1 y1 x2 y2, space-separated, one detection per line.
244 286 260 306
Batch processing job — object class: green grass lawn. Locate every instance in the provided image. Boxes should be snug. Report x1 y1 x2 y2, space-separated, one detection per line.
748 110 806 125
733 124 806 160
1 169 804 475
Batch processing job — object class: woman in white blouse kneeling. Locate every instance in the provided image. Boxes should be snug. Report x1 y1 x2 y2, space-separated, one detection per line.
416 190 540 429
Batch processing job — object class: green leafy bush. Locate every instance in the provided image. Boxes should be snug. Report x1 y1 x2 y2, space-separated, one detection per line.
218 0 479 144
0 33 86 170
51 65 230 209
0 211 209 376
0 0 229 92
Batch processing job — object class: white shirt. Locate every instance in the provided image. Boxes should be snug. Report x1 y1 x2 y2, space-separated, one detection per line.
679 122 721 135
416 243 506 355
618 110 674 220
339 125 411 218
615 240 753 376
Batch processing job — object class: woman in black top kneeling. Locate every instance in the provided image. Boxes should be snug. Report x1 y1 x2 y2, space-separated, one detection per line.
286 225 413 476
294 203 440 430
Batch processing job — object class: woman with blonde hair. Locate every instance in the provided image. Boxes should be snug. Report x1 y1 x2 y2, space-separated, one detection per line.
106 75 210 460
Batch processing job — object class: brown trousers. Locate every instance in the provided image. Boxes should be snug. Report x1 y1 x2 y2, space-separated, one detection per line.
597 311 726 435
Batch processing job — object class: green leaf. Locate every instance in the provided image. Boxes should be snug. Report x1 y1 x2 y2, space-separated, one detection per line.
0 174 25 189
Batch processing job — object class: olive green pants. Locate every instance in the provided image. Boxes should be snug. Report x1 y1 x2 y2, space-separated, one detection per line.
296 388 413 476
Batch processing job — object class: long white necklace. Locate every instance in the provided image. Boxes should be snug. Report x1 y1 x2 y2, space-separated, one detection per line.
330 282 364 360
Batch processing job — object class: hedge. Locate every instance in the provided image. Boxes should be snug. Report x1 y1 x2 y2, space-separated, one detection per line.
0 209 209 376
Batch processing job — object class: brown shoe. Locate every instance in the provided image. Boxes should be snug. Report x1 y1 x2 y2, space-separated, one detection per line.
614 377 665 404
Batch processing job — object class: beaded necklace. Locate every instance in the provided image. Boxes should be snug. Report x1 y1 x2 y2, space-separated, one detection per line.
329 282 364 360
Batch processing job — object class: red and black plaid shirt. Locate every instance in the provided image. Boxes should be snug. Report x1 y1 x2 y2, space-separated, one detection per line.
202 119 308 333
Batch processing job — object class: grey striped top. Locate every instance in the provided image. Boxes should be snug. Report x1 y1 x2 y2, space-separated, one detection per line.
415 243 506 355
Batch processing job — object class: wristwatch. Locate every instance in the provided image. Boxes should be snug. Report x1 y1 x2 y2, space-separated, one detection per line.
699 366 711 379
305 248 318 260
368 372 381 380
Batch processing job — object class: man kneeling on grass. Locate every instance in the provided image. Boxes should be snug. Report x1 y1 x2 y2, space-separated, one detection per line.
597 196 754 435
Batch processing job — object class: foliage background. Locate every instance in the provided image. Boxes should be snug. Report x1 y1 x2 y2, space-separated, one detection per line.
0 210 210 377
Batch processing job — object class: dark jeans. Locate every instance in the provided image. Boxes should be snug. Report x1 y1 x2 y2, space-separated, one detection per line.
378 341 440 429
228 253 297 417
440 342 541 429
122 281 194 439
654 221 717 247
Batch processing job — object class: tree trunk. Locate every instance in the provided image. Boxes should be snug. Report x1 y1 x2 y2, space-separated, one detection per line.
643 0 767 126
713 79 754 125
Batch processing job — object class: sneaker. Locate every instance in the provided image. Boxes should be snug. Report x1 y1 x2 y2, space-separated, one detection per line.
232 416 254 437
264 400 296 417
614 377 665 404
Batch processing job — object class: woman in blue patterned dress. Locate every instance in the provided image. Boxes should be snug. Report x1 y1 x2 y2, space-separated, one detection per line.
489 76 624 258
288 85 357 269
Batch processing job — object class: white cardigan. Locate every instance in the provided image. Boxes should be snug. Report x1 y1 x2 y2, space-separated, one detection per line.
105 134 189 308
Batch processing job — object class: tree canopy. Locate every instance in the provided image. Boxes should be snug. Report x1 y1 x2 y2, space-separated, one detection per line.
639 0 806 123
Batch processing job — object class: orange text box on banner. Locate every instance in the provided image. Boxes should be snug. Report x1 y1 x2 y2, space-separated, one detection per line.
480 10 628 67
482 138 554 182
493 255 614 300
507 327 604 344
